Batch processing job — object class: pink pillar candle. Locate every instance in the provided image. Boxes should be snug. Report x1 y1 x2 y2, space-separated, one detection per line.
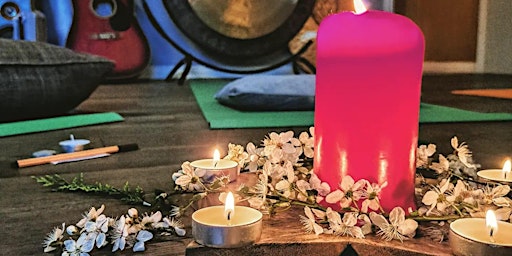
314 8 424 213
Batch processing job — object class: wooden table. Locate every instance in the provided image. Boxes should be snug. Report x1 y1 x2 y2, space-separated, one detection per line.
1 74 512 255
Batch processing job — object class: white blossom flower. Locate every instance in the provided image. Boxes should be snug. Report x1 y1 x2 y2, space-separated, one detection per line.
43 223 65 253
224 143 248 167
324 208 364 238
299 206 324 235
421 179 452 215
416 144 436 168
163 217 186 236
262 131 301 164
76 204 105 228
141 211 162 228
62 233 95 256
83 214 109 248
361 181 387 213
169 206 181 218
247 162 270 209
295 179 311 202
451 137 475 168
173 161 206 191
369 207 418 242
429 154 450 174
358 214 373 235
132 230 153 252
111 216 128 252
309 171 330 203
275 166 297 198
325 176 366 209
298 127 314 158
446 180 477 205
479 185 511 207
245 142 264 172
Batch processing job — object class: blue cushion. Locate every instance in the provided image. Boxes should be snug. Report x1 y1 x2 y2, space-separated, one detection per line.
214 74 315 111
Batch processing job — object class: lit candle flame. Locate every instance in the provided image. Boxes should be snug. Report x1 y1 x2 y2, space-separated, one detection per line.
224 191 235 225
503 159 511 180
486 210 498 243
213 149 220 168
353 0 367 15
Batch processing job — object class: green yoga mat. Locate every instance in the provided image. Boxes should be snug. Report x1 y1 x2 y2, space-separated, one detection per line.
0 112 124 137
190 80 512 129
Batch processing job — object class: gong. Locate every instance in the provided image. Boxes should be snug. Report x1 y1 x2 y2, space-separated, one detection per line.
162 0 315 60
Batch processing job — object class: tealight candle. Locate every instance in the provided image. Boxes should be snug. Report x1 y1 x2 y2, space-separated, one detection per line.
477 159 512 184
59 134 90 153
190 149 239 182
192 192 263 248
449 210 512 256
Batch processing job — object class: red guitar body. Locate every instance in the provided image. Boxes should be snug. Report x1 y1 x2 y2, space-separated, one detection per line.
67 0 150 80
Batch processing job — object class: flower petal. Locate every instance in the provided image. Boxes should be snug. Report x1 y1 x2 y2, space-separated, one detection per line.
340 176 355 191
389 207 406 226
133 241 145 252
174 227 186 236
422 190 438 205
304 206 314 220
63 239 76 252
342 212 357 226
493 185 511 197
95 233 106 248
175 175 192 186
369 212 388 229
80 237 95 253
136 230 154 242
398 219 418 236
325 190 345 204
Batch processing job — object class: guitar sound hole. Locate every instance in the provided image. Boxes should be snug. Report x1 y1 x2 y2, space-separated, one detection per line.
90 0 117 18
0 2 20 20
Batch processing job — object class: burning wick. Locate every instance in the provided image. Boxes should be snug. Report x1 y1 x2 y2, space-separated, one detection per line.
213 149 220 168
489 228 495 243
226 210 232 226
503 159 511 180
486 210 498 243
225 191 235 226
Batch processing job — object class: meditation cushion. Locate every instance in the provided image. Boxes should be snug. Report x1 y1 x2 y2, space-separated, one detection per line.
0 39 114 122
214 74 315 111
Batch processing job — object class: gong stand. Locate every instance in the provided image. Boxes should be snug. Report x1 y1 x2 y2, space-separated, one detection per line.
142 0 315 85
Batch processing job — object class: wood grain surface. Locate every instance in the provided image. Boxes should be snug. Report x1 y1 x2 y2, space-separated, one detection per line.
1 74 512 255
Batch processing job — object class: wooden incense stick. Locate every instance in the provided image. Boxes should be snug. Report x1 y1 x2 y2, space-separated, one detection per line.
15 144 138 168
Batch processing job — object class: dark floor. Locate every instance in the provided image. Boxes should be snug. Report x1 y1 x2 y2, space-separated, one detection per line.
0 74 511 255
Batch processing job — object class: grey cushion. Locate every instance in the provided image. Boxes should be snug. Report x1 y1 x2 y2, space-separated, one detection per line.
0 39 114 122
214 74 315 111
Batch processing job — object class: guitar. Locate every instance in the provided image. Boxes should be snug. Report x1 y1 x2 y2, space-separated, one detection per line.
0 0 46 41
66 0 150 80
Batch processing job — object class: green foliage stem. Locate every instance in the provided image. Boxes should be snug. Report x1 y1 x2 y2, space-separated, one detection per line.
32 173 147 205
